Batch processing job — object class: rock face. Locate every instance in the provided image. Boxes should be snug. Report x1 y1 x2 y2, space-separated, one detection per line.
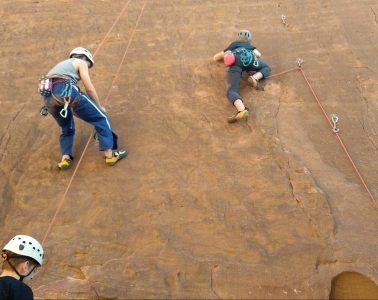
330 272 378 299
0 0 377 298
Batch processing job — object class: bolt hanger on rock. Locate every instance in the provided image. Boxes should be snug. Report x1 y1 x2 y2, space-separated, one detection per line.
281 14 288 26
297 58 304 68
331 114 340 133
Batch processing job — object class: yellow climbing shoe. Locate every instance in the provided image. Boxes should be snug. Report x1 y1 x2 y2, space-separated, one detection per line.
227 108 249 123
58 158 72 170
105 149 128 166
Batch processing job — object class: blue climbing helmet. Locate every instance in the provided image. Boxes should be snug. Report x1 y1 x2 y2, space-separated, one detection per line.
236 29 252 42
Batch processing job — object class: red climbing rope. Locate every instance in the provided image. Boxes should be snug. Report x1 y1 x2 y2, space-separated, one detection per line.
298 68 378 211
270 65 377 211
42 1 148 245
268 67 299 78
92 0 132 58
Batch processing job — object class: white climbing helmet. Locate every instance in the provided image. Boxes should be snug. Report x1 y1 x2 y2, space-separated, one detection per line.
69 47 94 68
236 29 252 42
2 235 44 266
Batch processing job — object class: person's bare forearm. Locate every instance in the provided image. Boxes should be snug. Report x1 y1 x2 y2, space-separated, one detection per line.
213 51 225 61
86 89 101 106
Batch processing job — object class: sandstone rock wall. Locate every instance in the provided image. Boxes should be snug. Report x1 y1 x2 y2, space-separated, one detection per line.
0 0 376 298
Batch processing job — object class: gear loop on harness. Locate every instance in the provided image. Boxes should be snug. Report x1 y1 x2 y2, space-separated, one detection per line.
331 114 340 133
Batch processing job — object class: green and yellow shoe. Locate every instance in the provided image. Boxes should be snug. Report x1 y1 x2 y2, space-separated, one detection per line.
58 158 72 170
227 108 249 123
105 149 128 166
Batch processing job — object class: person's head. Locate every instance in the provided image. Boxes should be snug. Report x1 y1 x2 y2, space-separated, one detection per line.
1 235 44 282
69 47 95 68
235 29 252 43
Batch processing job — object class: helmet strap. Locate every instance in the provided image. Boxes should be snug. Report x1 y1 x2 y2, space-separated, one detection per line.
5 254 37 282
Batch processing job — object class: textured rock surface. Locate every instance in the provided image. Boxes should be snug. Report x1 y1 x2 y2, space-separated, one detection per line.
0 0 377 298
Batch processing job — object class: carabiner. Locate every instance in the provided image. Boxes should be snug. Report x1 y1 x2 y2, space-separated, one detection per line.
39 105 49 117
59 98 70 118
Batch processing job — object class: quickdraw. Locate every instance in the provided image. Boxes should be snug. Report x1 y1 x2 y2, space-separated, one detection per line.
38 76 76 118
331 114 340 133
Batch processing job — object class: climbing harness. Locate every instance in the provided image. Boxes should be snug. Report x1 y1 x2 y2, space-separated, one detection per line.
56 80 75 118
38 76 75 118
331 114 340 133
234 48 258 67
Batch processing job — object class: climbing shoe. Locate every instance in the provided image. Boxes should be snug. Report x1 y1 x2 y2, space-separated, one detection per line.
58 158 72 170
248 76 258 88
105 149 128 166
227 108 249 123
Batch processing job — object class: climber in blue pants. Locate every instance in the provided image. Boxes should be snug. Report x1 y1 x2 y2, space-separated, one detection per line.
213 29 271 123
41 47 127 169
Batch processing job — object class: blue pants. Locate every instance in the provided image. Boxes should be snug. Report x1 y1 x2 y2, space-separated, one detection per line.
226 59 271 103
44 81 118 158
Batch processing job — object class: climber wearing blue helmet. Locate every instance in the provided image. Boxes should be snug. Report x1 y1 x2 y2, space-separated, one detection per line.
213 29 271 123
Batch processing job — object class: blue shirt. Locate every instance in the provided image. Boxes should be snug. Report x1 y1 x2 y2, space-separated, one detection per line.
0 276 33 300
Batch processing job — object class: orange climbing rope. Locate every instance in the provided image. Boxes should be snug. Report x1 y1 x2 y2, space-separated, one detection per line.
268 66 299 78
269 66 377 211
298 68 378 211
42 1 148 245
92 0 132 58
